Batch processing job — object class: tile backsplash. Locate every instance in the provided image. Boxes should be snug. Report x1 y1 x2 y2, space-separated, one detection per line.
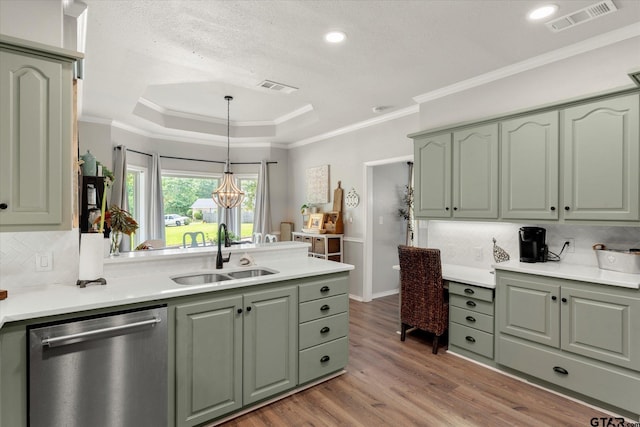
426 221 640 270
0 229 79 287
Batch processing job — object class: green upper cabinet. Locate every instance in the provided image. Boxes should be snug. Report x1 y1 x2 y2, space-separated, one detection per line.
452 123 499 218
562 94 639 221
414 133 452 218
501 111 559 220
242 286 298 405
0 41 78 231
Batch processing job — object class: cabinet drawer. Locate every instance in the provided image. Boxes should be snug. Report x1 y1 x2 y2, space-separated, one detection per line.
299 313 348 350
450 294 494 316
448 282 493 302
449 323 494 358
450 306 493 334
299 277 348 302
299 295 348 323
498 335 640 415
299 337 348 384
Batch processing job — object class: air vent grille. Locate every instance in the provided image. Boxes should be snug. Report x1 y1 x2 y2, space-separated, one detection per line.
546 0 618 32
257 80 298 94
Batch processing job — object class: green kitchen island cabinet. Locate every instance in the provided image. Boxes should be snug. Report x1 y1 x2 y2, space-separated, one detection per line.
174 284 298 427
495 269 640 419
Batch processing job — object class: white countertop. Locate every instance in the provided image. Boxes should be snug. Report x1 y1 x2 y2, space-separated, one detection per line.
392 264 495 289
493 260 640 289
0 249 353 329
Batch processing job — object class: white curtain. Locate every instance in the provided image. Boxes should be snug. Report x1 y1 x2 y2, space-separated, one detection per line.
111 146 131 252
148 153 166 242
111 146 128 210
253 160 271 236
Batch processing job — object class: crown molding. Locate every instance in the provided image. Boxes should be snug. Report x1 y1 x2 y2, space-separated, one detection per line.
289 104 419 148
413 23 640 104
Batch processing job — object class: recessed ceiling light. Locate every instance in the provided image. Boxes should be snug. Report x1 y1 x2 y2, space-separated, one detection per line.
325 31 346 44
528 4 558 20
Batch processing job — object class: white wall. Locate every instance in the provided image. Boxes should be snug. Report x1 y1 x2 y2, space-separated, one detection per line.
288 113 419 298
371 162 408 297
418 37 640 130
427 221 640 270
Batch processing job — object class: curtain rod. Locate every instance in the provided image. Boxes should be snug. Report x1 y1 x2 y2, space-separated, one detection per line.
117 147 277 165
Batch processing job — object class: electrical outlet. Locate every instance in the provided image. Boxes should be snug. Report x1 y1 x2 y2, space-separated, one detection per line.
564 238 575 253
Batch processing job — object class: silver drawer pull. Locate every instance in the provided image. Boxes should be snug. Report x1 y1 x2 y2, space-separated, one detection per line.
41 317 161 347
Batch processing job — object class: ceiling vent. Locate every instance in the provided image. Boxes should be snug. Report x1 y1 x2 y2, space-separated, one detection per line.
546 0 618 32
257 80 298 94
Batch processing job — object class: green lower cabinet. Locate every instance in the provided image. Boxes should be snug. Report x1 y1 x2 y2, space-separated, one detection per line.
175 285 298 427
175 295 243 427
243 286 298 405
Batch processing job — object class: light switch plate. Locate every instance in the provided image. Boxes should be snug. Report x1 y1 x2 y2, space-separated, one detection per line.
35 252 53 272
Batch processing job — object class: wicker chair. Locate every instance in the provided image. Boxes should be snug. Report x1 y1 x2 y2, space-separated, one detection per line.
398 245 448 354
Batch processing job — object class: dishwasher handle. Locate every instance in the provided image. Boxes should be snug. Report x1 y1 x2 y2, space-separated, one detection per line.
41 317 162 347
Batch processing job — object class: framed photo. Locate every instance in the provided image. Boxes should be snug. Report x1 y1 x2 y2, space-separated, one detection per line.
307 213 325 231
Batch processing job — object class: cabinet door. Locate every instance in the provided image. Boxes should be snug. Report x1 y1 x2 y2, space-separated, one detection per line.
175 295 243 427
453 124 499 218
497 275 559 348
501 111 559 220
414 133 452 217
561 286 640 371
243 286 297 405
0 50 69 228
562 94 639 221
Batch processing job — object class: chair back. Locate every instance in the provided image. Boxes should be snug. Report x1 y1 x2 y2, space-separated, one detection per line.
264 234 278 243
397 245 447 334
182 232 205 248
253 232 263 243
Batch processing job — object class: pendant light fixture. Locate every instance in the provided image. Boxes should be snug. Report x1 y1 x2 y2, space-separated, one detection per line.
212 95 245 208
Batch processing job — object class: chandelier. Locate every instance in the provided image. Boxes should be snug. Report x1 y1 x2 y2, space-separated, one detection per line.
212 95 245 209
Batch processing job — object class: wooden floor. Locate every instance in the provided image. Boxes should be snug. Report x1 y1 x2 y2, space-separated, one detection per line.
220 295 612 427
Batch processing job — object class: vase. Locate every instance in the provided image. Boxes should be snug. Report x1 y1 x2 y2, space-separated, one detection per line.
110 231 122 256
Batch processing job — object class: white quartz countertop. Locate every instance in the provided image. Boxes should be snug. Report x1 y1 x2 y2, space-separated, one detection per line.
392 264 495 289
0 255 353 330
493 260 640 289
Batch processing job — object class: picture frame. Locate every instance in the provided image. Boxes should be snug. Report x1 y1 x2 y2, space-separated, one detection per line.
307 213 325 231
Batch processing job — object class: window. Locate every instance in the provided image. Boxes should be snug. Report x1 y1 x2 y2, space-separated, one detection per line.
234 176 257 239
161 172 220 247
127 166 146 247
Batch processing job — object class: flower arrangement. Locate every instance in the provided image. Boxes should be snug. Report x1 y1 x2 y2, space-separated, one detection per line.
95 205 138 236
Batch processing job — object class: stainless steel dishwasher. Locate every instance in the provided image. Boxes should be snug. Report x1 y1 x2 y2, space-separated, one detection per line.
28 305 168 427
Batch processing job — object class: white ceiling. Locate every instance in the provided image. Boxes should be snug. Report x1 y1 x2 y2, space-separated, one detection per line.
79 0 640 146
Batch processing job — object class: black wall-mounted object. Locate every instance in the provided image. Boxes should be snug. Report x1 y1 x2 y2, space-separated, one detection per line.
80 176 108 236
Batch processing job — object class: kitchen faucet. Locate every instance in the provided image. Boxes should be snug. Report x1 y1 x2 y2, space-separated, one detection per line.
216 223 231 269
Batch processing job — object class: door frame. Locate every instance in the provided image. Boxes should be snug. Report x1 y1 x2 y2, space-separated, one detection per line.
362 155 413 302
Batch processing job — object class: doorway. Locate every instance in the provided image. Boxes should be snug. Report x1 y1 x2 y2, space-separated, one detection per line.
362 155 413 302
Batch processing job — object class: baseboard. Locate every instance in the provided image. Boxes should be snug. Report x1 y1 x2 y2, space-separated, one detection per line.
372 288 399 299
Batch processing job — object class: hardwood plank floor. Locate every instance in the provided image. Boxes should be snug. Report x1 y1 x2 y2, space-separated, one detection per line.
218 295 615 427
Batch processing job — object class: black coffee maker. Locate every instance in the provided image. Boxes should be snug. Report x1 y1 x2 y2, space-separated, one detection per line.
519 227 548 263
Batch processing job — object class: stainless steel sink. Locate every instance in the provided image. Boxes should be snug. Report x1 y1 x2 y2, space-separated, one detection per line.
171 268 278 285
226 268 277 279
172 273 232 285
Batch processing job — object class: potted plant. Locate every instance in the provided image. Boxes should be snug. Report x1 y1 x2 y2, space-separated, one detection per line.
300 204 309 215
94 205 138 256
